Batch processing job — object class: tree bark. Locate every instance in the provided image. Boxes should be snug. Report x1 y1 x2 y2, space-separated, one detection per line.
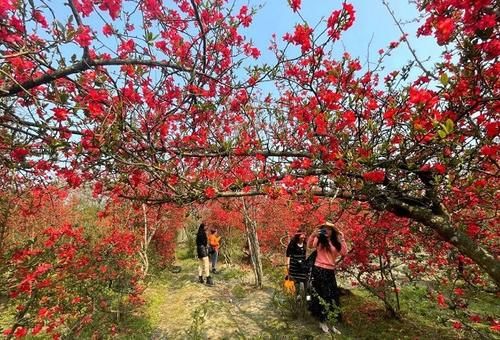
242 199 264 288
0 196 12 252
384 196 500 286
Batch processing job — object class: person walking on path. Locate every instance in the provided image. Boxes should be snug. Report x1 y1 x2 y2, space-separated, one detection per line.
196 223 213 286
307 222 347 334
208 228 221 273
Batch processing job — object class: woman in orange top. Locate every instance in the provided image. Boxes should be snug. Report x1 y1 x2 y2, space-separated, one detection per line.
307 222 347 334
208 229 221 273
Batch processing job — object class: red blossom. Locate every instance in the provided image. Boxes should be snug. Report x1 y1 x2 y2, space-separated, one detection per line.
102 23 114 36
383 108 397 125
0 0 15 18
32 323 43 335
10 147 29 162
285 24 313 53
98 0 122 20
13 326 27 338
314 114 328 135
204 186 217 198
326 3 355 40
408 87 437 107
59 169 82 188
433 163 446 174
436 293 446 307
237 6 252 27
363 170 385 184
75 26 92 47
118 39 135 56
466 223 481 237
290 0 301 12
480 145 498 157
243 43 261 59
73 0 93 16
52 107 69 122
435 17 455 44
485 121 499 138
32 10 48 28
389 41 399 49
93 182 103 197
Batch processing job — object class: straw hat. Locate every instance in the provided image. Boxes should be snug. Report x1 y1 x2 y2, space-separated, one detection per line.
318 221 336 228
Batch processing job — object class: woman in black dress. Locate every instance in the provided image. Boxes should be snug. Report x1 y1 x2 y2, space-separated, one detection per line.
286 230 308 285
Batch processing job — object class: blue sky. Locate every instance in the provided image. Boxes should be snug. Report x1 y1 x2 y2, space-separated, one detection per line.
240 0 442 76
42 0 443 85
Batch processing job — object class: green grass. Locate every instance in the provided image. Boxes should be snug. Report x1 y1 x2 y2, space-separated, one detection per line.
219 265 246 281
337 289 454 339
268 281 500 339
176 246 196 261
231 283 248 299
0 295 13 330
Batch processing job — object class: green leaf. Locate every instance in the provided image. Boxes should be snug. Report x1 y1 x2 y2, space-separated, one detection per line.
59 92 69 104
440 73 449 86
437 130 447 139
445 118 454 133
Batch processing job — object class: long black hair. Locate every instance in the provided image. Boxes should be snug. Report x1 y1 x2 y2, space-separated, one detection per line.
196 223 207 246
317 225 342 252
289 230 306 247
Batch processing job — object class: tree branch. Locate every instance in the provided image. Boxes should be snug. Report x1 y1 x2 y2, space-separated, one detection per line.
0 58 215 98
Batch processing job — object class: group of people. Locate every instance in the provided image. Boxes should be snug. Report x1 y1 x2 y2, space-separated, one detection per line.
194 221 347 334
286 222 347 334
195 223 221 286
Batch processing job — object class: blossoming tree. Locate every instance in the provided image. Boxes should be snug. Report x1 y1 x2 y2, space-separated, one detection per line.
0 0 498 288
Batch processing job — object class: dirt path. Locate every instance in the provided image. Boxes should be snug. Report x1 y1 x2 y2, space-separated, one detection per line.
139 255 463 340
145 258 303 339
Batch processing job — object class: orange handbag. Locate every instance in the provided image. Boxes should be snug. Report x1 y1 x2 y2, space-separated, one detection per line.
283 275 296 295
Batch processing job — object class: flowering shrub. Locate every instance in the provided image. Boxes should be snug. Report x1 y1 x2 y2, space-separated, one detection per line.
2 224 142 339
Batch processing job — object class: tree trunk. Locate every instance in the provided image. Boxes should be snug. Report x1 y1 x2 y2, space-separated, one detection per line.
385 197 500 286
242 199 264 288
139 204 156 278
0 196 12 253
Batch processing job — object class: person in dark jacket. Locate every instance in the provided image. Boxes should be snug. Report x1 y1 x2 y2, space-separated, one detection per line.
286 230 308 285
196 223 213 285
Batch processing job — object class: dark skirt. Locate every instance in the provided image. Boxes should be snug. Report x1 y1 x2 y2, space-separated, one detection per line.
309 265 341 322
289 258 308 282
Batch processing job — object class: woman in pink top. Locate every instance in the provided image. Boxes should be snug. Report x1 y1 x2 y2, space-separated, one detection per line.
307 222 347 334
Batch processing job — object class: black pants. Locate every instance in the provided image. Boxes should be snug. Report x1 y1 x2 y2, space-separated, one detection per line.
309 266 341 322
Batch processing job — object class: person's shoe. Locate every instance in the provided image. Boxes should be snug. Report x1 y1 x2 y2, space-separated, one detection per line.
206 276 214 286
198 276 204 283
319 322 329 333
212 268 217 274
330 325 341 335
